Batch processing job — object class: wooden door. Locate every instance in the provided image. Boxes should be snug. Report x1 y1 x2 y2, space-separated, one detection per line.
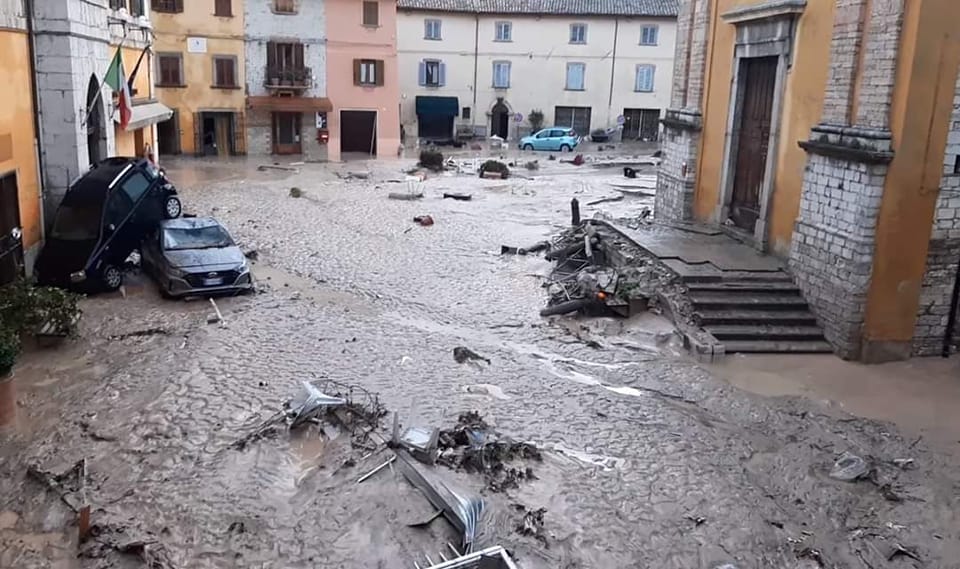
0 173 23 285
272 112 302 155
731 56 778 232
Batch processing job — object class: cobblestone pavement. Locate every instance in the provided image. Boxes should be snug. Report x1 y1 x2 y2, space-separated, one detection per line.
1 156 958 569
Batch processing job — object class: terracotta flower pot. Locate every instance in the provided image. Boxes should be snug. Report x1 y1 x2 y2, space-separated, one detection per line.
0 371 16 427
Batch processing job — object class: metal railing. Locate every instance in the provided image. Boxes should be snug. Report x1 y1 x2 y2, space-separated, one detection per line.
264 66 312 88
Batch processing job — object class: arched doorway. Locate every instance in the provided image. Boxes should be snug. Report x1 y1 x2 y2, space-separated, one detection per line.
86 75 106 166
490 98 510 139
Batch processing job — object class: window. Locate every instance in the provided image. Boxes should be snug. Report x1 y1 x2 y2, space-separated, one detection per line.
109 0 125 9
157 53 183 86
355 59 384 86
266 42 307 85
635 64 655 92
570 23 587 44
424 18 441 40
213 56 237 88
128 0 144 16
121 172 151 203
495 21 512 42
565 63 585 90
214 0 232 16
274 0 296 14
419 60 445 87
362 1 379 26
640 25 659 45
151 0 182 13
492 61 510 88
462 107 471 119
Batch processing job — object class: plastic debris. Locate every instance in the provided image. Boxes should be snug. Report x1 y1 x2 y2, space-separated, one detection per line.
287 381 346 428
829 452 870 481
887 543 921 561
423 546 518 569
443 193 472 201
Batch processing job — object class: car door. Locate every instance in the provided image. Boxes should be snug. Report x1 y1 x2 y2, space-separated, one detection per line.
140 227 161 277
549 129 566 151
99 189 134 266
533 129 550 151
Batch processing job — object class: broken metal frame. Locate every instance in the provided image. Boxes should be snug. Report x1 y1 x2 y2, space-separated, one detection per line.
422 546 519 569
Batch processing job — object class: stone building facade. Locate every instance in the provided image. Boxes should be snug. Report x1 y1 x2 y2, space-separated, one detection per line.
244 0 330 160
657 0 960 361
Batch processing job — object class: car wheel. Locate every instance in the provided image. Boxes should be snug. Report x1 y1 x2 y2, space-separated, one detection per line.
522 144 534 151
560 144 572 152
101 265 123 292
163 196 182 219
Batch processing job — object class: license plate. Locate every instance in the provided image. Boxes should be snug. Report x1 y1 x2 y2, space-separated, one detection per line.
203 277 223 286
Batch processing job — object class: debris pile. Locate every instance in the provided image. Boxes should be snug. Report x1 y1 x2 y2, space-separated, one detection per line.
437 412 542 493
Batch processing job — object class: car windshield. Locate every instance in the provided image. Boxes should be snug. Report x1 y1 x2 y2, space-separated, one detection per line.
51 205 101 240
163 226 234 251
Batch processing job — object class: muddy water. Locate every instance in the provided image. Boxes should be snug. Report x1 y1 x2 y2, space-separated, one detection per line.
0 158 958 568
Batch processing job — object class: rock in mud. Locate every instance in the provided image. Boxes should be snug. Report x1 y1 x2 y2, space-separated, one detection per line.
829 452 870 481
452 346 490 365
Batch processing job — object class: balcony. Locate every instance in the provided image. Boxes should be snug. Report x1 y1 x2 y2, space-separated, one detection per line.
264 66 312 91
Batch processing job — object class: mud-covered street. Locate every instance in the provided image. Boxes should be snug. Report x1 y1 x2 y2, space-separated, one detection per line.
2 153 959 568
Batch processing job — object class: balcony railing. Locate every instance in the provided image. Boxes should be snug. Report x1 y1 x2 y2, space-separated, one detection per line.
264 66 312 90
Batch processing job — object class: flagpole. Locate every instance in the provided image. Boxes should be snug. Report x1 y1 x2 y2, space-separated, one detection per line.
82 28 128 129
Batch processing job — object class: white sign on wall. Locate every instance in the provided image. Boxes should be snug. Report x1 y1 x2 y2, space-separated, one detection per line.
187 37 208 53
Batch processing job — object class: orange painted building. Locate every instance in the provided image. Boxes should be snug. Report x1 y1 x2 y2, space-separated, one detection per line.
325 0 401 161
657 0 960 360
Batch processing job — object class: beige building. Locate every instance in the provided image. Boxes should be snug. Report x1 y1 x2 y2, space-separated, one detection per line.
397 0 678 142
153 0 247 156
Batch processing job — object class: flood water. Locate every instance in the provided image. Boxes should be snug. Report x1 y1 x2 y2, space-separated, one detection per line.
1 153 958 568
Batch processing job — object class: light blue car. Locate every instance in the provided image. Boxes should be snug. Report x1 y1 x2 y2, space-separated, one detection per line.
520 127 581 152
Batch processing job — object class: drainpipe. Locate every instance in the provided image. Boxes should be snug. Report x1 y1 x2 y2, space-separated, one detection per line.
24 0 48 237
472 13 479 130
608 17 619 125
943 255 960 357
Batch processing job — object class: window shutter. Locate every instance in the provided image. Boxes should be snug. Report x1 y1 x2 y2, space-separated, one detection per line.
267 42 277 70
353 59 361 85
418 61 426 86
375 60 385 86
295 43 304 67
438 62 446 86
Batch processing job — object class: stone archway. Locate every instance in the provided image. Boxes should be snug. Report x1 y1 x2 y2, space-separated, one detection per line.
86 75 107 166
490 98 510 139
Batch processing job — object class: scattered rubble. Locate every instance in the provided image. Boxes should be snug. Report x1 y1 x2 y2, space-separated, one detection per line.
829 452 870 481
258 164 298 172
289 187 303 198
514 504 548 547
453 346 490 365
389 192 424 201
443 192 472 201
414 215 435 227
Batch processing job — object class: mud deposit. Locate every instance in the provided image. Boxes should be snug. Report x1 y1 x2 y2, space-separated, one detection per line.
1 156 958 568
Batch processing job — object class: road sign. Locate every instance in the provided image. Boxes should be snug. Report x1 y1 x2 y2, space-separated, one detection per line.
616 114 625 125
514 113 524 123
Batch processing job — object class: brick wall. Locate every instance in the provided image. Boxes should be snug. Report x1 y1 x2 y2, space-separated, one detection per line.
685 0 711 110
854 0 905 129
655 111 700 222
791 150 888 359
913 71 960 355
670 0 694 109
821 0 867 125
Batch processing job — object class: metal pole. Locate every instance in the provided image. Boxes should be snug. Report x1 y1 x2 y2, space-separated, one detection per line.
571 198 580 226
942 253 960 357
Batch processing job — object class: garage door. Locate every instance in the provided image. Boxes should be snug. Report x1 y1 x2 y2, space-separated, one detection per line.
554 106 592 136
341 110 377 155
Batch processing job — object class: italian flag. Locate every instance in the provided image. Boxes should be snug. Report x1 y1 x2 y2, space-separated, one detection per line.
104 48 132 131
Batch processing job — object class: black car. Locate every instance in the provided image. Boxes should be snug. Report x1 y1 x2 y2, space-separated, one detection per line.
141 217 253 298
35 157 182 291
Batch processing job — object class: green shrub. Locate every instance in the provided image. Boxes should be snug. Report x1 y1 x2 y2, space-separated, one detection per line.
0 279 82 337
0 326 19 376
527 109 545 132
480 160 510 178
418 149 445 172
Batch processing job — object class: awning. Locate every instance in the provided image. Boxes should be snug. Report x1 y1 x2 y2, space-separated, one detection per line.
118 101 174 132
416 96 459 118
247 96 333 112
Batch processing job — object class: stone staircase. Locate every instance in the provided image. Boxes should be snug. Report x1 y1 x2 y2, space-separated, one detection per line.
686 273 833 354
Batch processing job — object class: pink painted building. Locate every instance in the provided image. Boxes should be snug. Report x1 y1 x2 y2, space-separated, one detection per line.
325 0 401 161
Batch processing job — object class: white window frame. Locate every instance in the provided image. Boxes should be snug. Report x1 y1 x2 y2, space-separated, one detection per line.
360 60 377 85
640 25 659 46
635 64 655 92
570 23 587 44
424 18 442 40
495 21 512 42
492 61 511 88
565 62 585 91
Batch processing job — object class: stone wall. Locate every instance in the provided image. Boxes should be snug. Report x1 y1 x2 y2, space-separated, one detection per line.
655 111 700 221
791 146 889 359
0 0 25 29
913 72 960 356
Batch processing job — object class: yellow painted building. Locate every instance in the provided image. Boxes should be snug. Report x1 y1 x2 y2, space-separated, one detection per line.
153 0 246 156
113 45 161 159
658 0 960 360
0 11 42 278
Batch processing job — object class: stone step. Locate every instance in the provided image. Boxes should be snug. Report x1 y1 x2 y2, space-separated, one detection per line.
686 281 801 294
690 293 809 310
705 325 825 342
696 310 819 326
721 340 834 354
681 272 795 284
